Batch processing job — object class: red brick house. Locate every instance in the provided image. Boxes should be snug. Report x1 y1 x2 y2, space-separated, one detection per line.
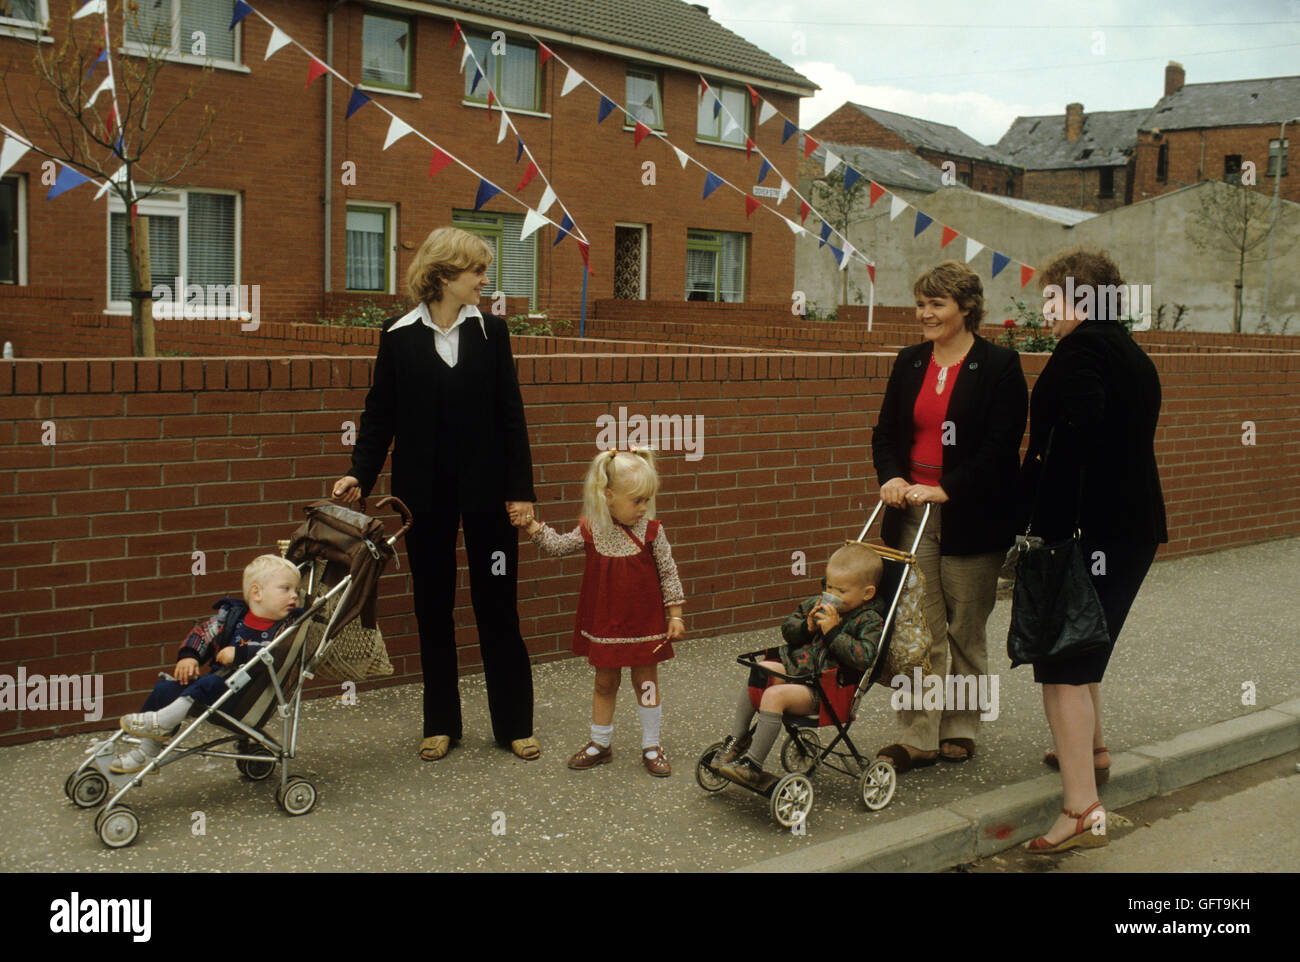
809 102 1021 197
1132 62 1300 204
996 104 1145 213
0 0 815 341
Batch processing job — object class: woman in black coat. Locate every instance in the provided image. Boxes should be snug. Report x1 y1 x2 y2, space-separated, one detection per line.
333 226 539 764
1018 246 1167 853
871 261 1028 771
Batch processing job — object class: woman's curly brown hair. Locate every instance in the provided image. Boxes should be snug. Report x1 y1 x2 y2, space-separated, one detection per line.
1038 246 1126 320
913 261 984 332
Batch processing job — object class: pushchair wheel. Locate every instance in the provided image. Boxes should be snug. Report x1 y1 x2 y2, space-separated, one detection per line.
95 805 140 849
70 770 109 809
236 748 277 781
769 773 813 829
277 777 317 816
63 771 78 800
780 730 821 774
695 742 730 793
859 759 897 811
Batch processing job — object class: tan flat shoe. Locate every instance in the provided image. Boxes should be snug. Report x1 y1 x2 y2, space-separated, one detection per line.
511 737 541 761
419 735 451 761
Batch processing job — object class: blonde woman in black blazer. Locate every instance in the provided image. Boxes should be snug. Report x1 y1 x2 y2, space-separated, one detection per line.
871 261 1028 772
333 227 539 764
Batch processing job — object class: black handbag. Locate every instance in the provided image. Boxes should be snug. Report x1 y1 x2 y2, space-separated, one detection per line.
1006 429 1111 668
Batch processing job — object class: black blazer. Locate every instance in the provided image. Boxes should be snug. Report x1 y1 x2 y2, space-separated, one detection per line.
1017 319 1167 545
347 310 536 513
872 334 1028 556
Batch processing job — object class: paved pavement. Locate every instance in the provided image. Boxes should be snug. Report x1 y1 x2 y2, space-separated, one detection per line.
2 537 1298 872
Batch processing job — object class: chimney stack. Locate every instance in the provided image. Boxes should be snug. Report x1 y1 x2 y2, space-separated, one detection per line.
1165 61 1185 96
1065 102 1083 143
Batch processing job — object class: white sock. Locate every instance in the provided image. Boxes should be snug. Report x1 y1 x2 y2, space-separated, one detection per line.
154 697 194 730
638 703 662 751
138 738 162 757
589 722 613 753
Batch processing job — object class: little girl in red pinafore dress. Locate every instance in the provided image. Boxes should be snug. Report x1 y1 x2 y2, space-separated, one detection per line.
516 449 685 777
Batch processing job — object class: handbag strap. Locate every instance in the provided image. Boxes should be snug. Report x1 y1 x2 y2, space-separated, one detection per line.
1026 425 1086 538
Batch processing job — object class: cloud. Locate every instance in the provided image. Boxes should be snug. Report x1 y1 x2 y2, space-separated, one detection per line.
795 61 1061 145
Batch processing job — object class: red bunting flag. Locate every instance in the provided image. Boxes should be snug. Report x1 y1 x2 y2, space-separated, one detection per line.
305 58 329 87
867 264 876 285
869 181 885 206
940 226 959 249
517 159 539 191
698 77 708 101
634 121 650 147
449 21 462 47
487 89 495 111
538 42 553 67
1020 265 1035 288
745 84 759 105
744 137 755 158
803 134 818 158
429 147 453 177
744 195 760 218
577 240 592 274
799 200 811 223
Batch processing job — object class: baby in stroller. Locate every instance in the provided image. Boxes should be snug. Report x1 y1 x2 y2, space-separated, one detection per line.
110 555 304 773
714 543 885 791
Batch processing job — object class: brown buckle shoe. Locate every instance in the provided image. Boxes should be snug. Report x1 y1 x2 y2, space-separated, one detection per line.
568 741 613 770
642 746 671 777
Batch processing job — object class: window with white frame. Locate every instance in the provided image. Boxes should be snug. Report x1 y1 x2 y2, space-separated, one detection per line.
452 209 536 307
463 31 538 111
346 204 394 293
362 10 412 90
1 175 24 285
107 189 239 314
125 0 239 64
697 82 749 146
0 0 46 29
626 67 663 129
685 229 746 302
1268 138 1289 178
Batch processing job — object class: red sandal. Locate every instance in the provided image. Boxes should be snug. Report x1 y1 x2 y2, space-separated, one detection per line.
1025 800 1108 854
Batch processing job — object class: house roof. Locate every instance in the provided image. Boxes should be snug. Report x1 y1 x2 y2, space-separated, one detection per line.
980 193 1097 226
1140 75 1300 132
817 142 946 192
420 1 817 92
996 109 1146 170
845 103 1013 166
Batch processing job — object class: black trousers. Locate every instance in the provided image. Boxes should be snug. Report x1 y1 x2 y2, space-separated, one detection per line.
1034 538 1159 686
403 504 534 742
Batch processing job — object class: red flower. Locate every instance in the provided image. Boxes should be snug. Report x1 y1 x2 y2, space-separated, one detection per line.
1003 318 1016 328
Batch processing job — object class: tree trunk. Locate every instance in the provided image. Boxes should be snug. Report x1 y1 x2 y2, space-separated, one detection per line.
130 214 156 357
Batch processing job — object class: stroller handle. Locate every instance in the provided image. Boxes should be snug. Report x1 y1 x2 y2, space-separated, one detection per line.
372 495 413 543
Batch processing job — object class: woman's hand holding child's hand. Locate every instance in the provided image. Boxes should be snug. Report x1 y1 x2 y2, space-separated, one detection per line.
173 657 201 684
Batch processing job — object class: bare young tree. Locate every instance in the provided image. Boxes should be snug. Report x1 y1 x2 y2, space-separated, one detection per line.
1188 179 1296 333
808 163 870 309
3 1 218 356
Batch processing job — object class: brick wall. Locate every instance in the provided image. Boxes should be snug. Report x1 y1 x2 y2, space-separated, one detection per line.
2 347 1298 744
2 2 806 334
1020 164 1133 212
1133 127 1299 204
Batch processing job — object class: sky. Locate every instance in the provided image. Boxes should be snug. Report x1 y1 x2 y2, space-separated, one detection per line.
702 0 1300 144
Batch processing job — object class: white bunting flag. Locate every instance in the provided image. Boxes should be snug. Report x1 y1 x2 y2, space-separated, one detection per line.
537 185 556 216
777 178 791 203
85 75 113 109
722 115 739 137
758 100 777 126
0 132 31 179
497 110 509 144
964 237 984 263
73 0 106 19
823 150 841 177
518 208 548 241
560 66 584 97
93 164 129 201
460 44 472 72
265 27 292 60
781 215 805 236
889 195 907 221
672 146 689 169
383 115 413 150
840 241 854 271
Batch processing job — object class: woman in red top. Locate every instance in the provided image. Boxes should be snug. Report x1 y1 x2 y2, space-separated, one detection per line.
518 449 686 777
871 262 1028 771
